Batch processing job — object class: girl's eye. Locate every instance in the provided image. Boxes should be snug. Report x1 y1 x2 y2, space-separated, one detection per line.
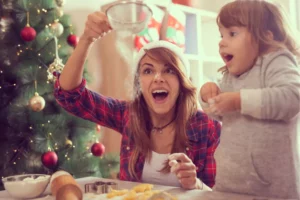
230 32 238 37
220 34 223 38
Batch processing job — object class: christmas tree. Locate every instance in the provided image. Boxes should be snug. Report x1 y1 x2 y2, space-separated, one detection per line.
0 0 119 190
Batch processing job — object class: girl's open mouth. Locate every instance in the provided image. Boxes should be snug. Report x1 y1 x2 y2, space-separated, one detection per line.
222 53 234 64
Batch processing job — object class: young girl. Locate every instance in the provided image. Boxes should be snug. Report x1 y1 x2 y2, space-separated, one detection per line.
200 0 300 199
54 12 221 190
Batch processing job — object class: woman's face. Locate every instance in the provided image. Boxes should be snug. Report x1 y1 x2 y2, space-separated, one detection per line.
138 54 180 117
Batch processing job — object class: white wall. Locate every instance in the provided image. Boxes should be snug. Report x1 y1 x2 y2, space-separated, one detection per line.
63 0 113 12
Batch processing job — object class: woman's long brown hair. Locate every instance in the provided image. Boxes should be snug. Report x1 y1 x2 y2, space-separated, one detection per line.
127 47 198 179
217 0 300 73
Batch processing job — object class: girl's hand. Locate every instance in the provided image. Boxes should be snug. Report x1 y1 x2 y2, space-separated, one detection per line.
81 11 112 43
207 92 241 115
200 82 220 103
168 153 203 190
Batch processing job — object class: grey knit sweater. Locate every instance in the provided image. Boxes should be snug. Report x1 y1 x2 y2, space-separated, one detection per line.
200 49 300 199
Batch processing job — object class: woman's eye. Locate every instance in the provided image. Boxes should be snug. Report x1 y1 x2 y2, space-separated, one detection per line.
143 68 152 74
165 68 175 74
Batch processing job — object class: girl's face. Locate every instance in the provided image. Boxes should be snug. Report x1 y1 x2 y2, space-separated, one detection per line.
219 25 259 76
138 54 180 117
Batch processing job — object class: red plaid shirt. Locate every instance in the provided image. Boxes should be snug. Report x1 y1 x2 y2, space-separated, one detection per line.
54 79 221 188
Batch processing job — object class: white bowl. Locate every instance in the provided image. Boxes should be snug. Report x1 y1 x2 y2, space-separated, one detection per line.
2 174 50 199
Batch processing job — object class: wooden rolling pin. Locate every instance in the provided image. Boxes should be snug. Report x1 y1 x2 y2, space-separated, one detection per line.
50 170 83 200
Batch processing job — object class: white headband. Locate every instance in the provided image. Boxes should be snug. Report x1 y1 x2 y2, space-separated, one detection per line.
133 40 190 78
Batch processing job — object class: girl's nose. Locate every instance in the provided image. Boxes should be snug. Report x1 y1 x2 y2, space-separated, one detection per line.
219 38 227 48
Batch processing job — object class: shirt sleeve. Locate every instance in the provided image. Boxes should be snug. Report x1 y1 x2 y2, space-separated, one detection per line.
54 78 127 133
198 119 221 188
240 54 300 121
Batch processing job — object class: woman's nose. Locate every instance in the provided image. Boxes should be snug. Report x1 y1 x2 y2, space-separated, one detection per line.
154 72 165 82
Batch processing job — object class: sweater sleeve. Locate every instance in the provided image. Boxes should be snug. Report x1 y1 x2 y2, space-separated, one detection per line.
240 54 300 121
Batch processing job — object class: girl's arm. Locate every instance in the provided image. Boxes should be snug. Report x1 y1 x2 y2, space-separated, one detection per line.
241 53 300 121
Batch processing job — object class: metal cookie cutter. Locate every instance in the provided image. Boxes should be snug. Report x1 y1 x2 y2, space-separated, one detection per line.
85 181 118 194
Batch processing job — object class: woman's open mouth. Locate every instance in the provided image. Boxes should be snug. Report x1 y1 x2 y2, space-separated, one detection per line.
152 90 169 103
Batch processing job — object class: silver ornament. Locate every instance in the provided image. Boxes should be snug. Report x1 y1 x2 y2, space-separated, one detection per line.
47 58 64 82
50 21 64 37
0 18 12 39
55 0 66 7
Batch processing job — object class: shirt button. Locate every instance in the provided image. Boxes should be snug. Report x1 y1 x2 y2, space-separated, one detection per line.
186 147 189 151
126 146 130 150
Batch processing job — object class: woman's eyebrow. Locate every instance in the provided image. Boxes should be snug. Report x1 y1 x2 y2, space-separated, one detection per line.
141 63 154 67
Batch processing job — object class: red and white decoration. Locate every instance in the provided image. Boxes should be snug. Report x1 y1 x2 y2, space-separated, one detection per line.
134 5 164 51
160 6 186 50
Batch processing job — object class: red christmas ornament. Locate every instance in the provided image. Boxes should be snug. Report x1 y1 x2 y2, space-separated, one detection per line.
91 142 105 157
67 34 79 47
20 26 36 42
96 124 101 132
172 0 193 6
41 151 58 169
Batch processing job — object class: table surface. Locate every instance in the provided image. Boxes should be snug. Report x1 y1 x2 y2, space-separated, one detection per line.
0 177 296 200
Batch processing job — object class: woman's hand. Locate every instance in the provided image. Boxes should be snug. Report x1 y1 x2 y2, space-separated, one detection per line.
200 82 220 103
81 11 112 43
168 153 203 190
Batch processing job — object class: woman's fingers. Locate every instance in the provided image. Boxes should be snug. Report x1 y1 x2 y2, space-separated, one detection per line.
86 21 105 36
180 177 197 189
177 169 196 179
82 11 112 42
177 169 197 190
168 153 199 189
168 153 191 163
172 162 196 173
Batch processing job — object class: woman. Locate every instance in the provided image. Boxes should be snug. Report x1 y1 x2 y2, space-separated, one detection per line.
54 11 221 190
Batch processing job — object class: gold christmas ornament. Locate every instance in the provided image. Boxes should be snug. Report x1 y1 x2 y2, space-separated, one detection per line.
29 92 45 112
65 139 73 147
